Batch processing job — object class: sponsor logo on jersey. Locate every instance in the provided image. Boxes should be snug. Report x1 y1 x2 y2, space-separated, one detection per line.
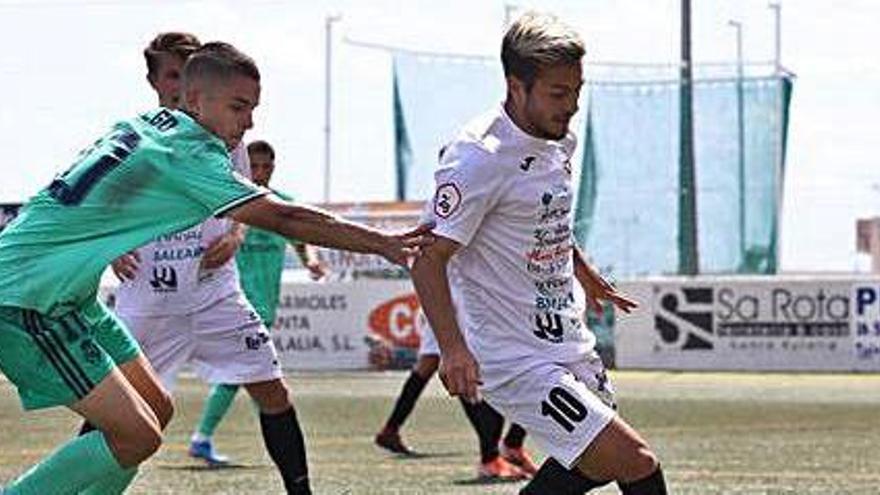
368 294 422 349
434 183 461 219
245 331 271 351
519 156 536 171
149 266 178 292
655 287 714 350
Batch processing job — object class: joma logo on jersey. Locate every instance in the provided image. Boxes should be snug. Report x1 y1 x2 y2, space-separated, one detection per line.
149 266 178 292
520 156 536 171
654 286 714 350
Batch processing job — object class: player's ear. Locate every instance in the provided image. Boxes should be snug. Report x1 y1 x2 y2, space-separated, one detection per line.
147 71 159 91
182 85 201 116
506 75 528 108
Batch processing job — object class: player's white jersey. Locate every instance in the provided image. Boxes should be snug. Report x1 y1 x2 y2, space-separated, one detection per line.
431 105 594 388
114 144 252 316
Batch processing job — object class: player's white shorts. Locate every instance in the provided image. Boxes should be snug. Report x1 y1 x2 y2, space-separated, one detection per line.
121 292 282 391
482 354 617 469
418 323 440 356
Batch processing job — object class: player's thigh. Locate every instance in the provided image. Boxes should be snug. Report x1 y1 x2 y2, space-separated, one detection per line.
0 304 123 410
574 415 657 482
483 360 616 470
116 354 174 428
191 293 282 386
68 365 162 467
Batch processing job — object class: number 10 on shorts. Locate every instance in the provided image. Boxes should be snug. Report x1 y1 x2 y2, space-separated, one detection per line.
541 386 588 433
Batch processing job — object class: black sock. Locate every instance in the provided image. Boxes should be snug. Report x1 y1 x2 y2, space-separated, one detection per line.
260 406 311 495
78 420 96 436
459 399 503 463
503 423 527 449
519 458 610 495
618 465 667 495
384 372 429 431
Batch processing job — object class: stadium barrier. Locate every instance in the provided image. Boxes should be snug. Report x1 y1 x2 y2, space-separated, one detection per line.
616 275 880 371
271 280 420 371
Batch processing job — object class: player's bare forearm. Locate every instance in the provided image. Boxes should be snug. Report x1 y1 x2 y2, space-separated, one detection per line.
410 248 468 355
232 195 386 255
411 239 481 401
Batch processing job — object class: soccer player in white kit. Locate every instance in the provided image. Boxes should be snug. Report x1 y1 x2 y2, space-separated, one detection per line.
411 12 668 495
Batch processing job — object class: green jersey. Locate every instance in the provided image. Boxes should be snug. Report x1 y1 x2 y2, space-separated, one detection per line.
236 189 297 326
0 108 266 316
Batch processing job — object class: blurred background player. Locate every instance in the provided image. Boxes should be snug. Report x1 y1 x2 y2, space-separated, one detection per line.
375 207 537 479
188 139 326 463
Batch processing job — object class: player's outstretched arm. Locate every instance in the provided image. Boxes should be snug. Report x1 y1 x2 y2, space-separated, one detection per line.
229 194 432 267
410 236 481 403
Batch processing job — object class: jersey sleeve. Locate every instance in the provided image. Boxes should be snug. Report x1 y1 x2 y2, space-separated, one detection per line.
430 142 503 247
175 143 268 217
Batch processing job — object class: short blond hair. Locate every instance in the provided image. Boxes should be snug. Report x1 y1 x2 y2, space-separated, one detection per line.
501 11 585 89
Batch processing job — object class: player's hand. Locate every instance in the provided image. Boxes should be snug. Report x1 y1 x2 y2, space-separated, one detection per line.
585 279 639 316
379 222 435 268
305 260 327 281
201 231 244 270
111 251 141 281
439 346 482 403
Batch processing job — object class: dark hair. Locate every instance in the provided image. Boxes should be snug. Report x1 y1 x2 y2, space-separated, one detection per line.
144 32 202 77
247 140 275 160
501 11 585 90
181 41 261 91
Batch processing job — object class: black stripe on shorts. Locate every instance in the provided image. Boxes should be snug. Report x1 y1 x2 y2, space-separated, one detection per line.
23 310 89 400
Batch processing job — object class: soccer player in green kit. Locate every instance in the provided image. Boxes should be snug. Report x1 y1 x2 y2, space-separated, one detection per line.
187 139 326 464
0 42 428 495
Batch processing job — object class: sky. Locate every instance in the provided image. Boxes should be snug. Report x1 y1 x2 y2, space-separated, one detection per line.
0 0 878 272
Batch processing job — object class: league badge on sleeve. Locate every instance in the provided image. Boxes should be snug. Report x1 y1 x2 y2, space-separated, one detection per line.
434 183 462 218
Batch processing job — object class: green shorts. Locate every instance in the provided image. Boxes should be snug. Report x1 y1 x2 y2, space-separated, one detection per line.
0 299 141 410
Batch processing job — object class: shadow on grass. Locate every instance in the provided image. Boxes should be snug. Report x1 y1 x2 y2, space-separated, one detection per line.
380 451 465 460
157 463 267 472
452 476 527 486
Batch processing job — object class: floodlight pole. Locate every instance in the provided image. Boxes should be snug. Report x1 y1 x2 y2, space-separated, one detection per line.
768 2 784 272
324 14 342 203
679 0 699 275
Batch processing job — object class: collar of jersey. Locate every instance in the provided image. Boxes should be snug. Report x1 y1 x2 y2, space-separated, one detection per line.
171 109 229 153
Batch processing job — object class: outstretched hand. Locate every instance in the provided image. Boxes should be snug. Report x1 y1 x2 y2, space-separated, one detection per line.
380 222 435 267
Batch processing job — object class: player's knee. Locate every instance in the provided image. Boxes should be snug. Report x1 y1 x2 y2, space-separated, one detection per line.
625 445 659 482
154 389 174 429
249 379 291 413
108 420 163 467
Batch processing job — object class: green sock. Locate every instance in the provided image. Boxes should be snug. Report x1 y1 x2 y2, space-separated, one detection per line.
5 431 128 495
78 467 138 495
194 383 240 439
